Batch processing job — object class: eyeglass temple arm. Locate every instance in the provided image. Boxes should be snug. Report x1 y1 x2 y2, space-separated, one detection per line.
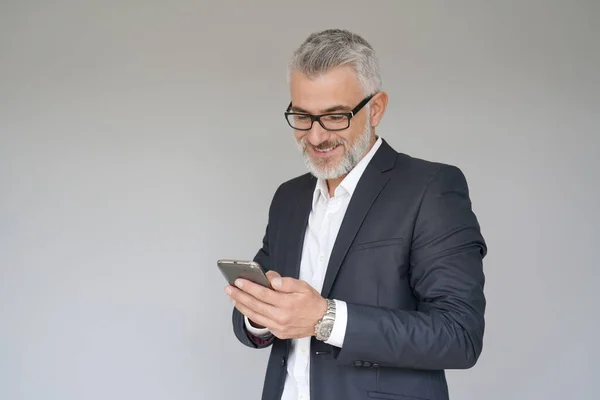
351 94 375 115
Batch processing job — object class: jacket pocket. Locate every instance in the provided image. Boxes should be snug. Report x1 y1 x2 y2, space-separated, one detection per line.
349 238 404 253
368 392 429 400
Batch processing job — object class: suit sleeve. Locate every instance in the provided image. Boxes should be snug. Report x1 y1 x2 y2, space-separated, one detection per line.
231 185 281 349
333 165 487 369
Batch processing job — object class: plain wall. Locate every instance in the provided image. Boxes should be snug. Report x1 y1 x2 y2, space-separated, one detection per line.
1 1 598 399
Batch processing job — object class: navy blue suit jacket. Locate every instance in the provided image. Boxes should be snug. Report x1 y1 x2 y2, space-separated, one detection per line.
232 139 487 400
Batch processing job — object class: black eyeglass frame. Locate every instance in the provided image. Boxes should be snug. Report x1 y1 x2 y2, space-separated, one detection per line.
284 93 376 131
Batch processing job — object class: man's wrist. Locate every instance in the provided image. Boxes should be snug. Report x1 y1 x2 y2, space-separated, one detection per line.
248 319 266 329
314 298 336 341
324 300 347 348
318 297 328 320
244 315 272 337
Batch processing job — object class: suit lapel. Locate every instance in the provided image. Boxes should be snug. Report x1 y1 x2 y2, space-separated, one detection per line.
320 139 397 298
285 175 316 280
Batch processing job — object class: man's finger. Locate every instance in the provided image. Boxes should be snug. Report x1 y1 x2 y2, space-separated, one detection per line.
232 301 275 331
271 277 304 293
227 286 278 318
234 278 280 306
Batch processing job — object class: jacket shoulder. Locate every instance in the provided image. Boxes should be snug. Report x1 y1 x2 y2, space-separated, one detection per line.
273 172 315 198
394 152 469 185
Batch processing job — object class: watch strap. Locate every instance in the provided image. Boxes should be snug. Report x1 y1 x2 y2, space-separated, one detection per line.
314 299 336 340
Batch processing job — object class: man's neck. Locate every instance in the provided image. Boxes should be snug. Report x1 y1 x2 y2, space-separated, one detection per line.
326 176 344 198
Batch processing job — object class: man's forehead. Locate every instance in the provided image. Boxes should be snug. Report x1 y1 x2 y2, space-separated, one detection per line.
289 68 363 113
288 98 352 114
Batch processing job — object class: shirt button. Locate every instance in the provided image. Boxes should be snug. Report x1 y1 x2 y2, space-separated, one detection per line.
319 255 324 262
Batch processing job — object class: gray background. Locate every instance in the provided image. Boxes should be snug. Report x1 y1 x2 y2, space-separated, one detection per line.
1 1 598 399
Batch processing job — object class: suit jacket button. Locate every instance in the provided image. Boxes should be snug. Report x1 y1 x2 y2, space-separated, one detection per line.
363 361 372 368
353 360 363 367
281 357 286 366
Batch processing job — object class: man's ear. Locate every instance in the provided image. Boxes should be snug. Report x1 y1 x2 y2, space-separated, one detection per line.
370 91 388 128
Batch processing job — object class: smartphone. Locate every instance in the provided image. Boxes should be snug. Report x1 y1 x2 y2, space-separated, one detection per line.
217 259 271 288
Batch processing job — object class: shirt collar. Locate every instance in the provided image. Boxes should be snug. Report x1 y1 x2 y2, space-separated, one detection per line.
312 136 383 206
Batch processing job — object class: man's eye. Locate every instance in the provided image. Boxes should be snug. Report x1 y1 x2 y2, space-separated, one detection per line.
322 114 346 122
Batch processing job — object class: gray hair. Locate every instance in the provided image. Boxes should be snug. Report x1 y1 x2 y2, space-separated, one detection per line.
288 29 382 96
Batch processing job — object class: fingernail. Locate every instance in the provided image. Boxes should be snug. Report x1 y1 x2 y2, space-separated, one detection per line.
225 287 232 295
235 279 243 288
272 278 282 289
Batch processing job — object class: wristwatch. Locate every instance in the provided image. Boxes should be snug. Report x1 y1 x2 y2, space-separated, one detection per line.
314 299 336 341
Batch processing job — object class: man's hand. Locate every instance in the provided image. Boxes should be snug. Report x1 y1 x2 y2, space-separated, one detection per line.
225 270 328 340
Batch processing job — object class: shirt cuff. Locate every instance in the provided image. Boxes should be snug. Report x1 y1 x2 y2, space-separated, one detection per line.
244 315 272 337
324 299 347 348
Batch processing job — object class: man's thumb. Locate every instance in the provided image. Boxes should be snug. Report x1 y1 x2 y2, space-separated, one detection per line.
271 277 299 293
266 270 283 290
266 270 281 280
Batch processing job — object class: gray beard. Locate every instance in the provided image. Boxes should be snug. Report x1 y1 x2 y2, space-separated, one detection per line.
298 118 373 180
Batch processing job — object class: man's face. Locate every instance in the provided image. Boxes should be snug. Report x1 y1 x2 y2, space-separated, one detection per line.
289 66 375 180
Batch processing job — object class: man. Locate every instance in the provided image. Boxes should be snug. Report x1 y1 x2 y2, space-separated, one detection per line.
224 29 487 400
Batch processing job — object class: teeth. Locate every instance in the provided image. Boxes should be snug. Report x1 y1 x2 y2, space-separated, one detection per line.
316 146 336 152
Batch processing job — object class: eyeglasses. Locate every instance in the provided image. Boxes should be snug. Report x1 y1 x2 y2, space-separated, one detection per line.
284 93 375 131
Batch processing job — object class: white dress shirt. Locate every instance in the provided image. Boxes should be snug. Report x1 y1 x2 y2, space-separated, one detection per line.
245 137 383 400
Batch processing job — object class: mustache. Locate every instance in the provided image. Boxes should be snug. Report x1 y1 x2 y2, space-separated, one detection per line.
302 138 347 151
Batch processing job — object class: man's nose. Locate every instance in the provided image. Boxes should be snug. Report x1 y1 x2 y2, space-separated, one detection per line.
305 121 331 146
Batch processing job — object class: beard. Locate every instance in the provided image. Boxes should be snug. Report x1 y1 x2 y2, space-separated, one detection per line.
297 117 373 180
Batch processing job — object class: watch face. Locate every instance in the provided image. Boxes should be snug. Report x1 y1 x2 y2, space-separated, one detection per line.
319 320 334 338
